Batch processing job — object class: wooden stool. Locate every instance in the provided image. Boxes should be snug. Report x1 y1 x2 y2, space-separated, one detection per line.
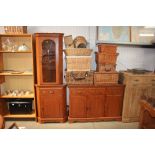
0 115 5 129
139 100 155 129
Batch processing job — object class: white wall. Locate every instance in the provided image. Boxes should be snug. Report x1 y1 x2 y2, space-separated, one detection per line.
1 26 155 71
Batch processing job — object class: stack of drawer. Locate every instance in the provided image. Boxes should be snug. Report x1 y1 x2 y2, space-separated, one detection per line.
94 44 119 85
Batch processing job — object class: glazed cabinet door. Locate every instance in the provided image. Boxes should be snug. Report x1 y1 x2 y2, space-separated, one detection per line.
105 87 124 117
69 88 87 118
35 33 63 85
36 36 58 84
86 88 105 118
38 88 63 118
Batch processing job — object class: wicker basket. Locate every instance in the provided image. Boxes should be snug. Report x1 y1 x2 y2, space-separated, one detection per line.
96 64 116 72
64 35 74 48
64 48 92 56
73 36 87 48
4 26 27 34
98 44 117 54
95 52 119 64
94 72 119 85
66 56 92 71
65 71 94 85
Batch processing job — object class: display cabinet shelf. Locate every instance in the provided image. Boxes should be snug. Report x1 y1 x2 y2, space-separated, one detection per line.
0 51 32 53
0 94 34 99
0 72 33 76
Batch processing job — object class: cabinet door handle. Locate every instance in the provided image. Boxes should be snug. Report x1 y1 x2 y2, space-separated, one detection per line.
49 90 54 94
134 79 139 82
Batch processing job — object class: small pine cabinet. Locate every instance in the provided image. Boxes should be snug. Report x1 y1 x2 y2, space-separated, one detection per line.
36 85 67 123
68 85 124 122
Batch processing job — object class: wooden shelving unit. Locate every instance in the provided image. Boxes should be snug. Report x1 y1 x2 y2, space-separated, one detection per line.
0 34 36 120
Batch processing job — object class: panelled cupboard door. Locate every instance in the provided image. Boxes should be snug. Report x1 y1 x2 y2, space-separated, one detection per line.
39 88 63 118
105 95 123 117
86 95 105 118
69 89 87 118
105 87 124 117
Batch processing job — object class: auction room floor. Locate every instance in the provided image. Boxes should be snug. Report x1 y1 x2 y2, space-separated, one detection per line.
5 120 139 129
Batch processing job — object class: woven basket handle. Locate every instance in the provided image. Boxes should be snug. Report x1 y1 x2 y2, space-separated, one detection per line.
105 68 112 72
71 72 88 80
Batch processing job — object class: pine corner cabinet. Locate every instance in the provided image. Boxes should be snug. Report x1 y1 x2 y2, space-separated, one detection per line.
34 33 67 123
68 84 125 123
34 33 63 85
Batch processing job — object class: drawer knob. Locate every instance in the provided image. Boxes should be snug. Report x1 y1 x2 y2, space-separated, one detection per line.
134 79 139 82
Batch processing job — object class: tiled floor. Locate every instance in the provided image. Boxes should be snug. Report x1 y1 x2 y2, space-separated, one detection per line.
5 120 139 129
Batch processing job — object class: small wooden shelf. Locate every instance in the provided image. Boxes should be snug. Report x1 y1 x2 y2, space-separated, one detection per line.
4 112 36 119
0 72 33 76
0 34 32 37
0 51 32 53
0 94 34 99
96 41 155 48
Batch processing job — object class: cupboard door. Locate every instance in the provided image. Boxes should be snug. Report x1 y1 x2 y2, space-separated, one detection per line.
36 36 58 84
86 95 105 118
39 88 62 118
69 89 87 118
105 87 124 117
105 95 123 117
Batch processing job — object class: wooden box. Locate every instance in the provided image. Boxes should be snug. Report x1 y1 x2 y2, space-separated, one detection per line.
94 72 119 85
65 71 94 85
98 44 117 54
95 52 119 64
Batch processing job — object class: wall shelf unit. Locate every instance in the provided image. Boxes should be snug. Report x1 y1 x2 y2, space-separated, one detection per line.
0 34 36 119
96 41 155 48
